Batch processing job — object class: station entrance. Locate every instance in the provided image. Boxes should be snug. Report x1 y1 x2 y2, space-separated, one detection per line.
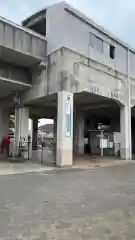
73 92 121 165
0 91 133 167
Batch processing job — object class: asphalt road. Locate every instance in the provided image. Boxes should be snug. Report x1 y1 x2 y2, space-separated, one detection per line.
1 163 135 239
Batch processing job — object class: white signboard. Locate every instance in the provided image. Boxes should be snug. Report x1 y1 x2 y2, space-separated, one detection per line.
108 142 113 149
100 139 107 149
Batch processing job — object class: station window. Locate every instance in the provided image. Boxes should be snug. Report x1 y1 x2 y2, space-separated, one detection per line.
110 45 115 59
89 33 103 53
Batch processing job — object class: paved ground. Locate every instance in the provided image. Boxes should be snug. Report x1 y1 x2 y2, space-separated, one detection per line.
0 158 131 176
0 161 54 176
1 163 135 239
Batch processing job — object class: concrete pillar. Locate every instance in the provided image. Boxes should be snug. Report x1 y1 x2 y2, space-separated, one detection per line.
15 107 29 150
53 117 57 162
53 117 57 140
74 112 84 155
32 118 38 150
56 91 73 166
0 108 9 141
120 105 132 160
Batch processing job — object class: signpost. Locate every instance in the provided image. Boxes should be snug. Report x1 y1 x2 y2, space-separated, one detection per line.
88 129 106 157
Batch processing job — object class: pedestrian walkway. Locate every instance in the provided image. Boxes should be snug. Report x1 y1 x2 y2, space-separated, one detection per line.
0 161 54 176
73 156 134 170
0 157 134 176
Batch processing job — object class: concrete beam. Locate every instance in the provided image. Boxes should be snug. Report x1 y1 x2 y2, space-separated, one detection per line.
78 102 118 111
30 106 56 119
0 17 47 66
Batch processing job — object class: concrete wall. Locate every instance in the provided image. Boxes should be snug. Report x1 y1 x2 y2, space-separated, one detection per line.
21 45 135 109
21 48 64 103
21 46 130 106
46 2 134 78
47 49 65 94
22 67 47 103
46 3 66 55
43 47 127 106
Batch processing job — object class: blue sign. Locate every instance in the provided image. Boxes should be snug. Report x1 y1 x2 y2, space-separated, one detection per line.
66 102 72 137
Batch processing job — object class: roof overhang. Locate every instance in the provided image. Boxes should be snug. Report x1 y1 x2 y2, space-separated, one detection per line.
0 45 43 68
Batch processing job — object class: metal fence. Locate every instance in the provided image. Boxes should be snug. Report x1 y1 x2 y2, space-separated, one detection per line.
32 138 56 165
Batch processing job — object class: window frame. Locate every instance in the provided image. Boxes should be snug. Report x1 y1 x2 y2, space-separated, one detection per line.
89 32 103 53
109 44 115 59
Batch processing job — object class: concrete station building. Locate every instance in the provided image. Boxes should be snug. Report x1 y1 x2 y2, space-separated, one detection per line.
0 1 135 166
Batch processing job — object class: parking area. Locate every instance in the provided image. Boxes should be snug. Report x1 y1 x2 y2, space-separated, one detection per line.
1 162 135 239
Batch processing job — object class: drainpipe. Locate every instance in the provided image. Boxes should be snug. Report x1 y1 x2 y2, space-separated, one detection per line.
127 48 132 160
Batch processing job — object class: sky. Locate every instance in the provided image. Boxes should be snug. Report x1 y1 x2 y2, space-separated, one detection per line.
1 0 135 126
